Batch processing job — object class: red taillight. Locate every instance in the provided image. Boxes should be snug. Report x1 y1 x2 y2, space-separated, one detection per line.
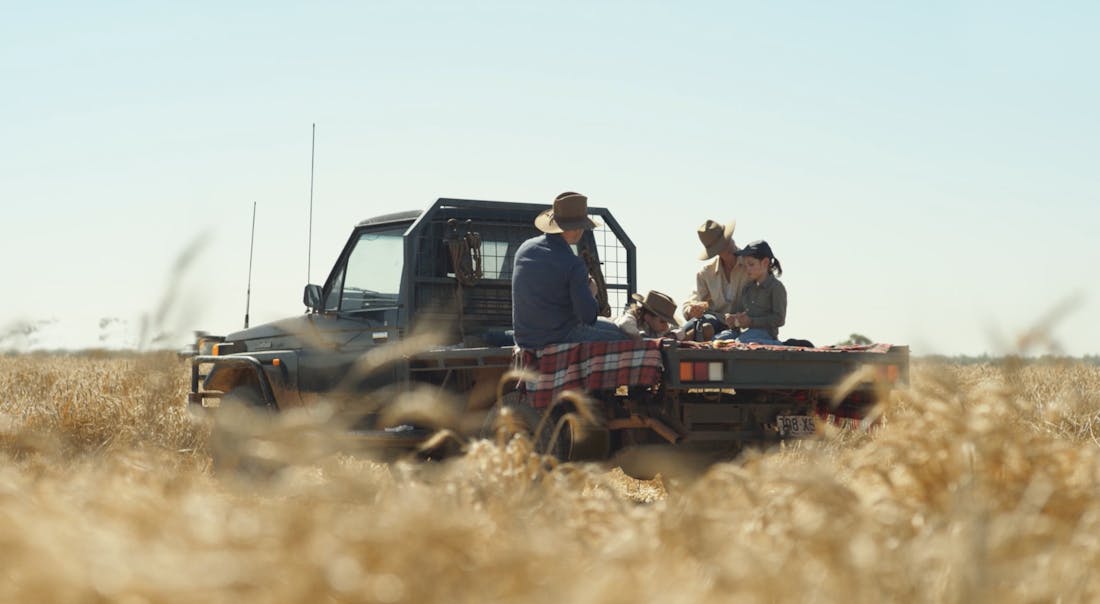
679 361 724 382
875 365 900 383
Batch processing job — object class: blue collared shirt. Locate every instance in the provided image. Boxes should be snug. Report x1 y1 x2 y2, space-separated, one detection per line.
734 274 787 340
511 233 599 348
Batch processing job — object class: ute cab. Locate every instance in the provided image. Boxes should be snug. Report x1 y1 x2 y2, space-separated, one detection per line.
189 198 636 419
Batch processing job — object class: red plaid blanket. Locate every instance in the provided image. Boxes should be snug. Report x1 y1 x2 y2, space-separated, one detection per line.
515 339 665 409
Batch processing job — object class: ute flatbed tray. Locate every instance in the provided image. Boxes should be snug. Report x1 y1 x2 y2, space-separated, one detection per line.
405 346 515 372
513 339 908 409
665 341 909 390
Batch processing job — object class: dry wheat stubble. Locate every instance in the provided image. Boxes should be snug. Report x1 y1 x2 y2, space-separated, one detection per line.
0 353 1098 602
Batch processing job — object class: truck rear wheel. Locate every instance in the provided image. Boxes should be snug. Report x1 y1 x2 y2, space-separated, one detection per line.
481 393 610 462
543 406 610 462
480 392 542 443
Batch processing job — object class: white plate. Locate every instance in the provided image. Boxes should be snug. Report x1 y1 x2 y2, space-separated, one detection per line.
777 415 816 437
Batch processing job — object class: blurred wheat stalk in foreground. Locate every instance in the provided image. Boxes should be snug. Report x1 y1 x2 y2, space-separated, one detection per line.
0 351 1099 603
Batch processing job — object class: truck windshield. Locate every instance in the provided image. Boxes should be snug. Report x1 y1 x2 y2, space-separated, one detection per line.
327 227 404 313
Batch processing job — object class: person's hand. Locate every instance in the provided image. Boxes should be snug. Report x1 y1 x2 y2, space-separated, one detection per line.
588 276 599 297
723 313 737 328
733 312 750 328
685 302 707 320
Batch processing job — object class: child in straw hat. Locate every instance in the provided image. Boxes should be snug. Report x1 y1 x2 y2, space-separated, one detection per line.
614 290 684 340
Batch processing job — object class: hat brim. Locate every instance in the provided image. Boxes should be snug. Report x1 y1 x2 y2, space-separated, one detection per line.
735 245 771 259
534 209 602 234
698 220 737 260
631 292 680 327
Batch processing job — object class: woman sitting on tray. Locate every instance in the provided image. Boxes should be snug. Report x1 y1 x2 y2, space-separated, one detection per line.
681 219 750 342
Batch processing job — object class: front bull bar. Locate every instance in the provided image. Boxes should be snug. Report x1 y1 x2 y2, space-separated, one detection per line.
189 355 278 410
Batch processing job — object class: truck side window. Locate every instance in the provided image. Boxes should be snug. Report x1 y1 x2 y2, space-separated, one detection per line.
323 267 344 311
339 228 404 313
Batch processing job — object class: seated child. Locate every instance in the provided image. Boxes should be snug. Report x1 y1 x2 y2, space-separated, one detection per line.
715 240 787 345
614 290 683 340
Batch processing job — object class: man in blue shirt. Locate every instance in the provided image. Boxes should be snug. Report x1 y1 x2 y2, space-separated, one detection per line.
511 192 629 349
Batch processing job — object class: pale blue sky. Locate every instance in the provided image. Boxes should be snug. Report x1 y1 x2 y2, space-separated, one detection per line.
2 1 1097 355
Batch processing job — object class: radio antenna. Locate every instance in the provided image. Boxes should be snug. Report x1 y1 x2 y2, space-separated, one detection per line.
307 122 316 283
244 201 257 329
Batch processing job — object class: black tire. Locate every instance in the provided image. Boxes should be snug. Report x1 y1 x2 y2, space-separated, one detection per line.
223 386 263 407
222 382 277 413
480 391 543 442
481 392 610 462
542 406 611 462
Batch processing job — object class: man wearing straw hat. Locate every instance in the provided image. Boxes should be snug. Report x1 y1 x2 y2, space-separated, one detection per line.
511 192 629 349
680 218 750 341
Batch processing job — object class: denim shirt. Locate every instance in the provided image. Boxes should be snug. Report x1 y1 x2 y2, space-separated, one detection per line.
511 233 599 348
734 274 787 340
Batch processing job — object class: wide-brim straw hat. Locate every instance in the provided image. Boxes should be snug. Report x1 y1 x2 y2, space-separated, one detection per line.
697 218 737 260
631 290 680 327
534 192 602 233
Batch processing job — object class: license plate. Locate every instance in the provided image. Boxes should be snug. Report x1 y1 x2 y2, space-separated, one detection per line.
777 415 816 437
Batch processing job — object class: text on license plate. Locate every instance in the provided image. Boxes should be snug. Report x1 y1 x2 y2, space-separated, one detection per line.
777 415 816 437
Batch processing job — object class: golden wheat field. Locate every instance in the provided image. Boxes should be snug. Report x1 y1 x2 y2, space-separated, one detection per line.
1 352 1099 603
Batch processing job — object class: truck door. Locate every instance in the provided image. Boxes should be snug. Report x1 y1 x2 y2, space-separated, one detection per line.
298 224 408 398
